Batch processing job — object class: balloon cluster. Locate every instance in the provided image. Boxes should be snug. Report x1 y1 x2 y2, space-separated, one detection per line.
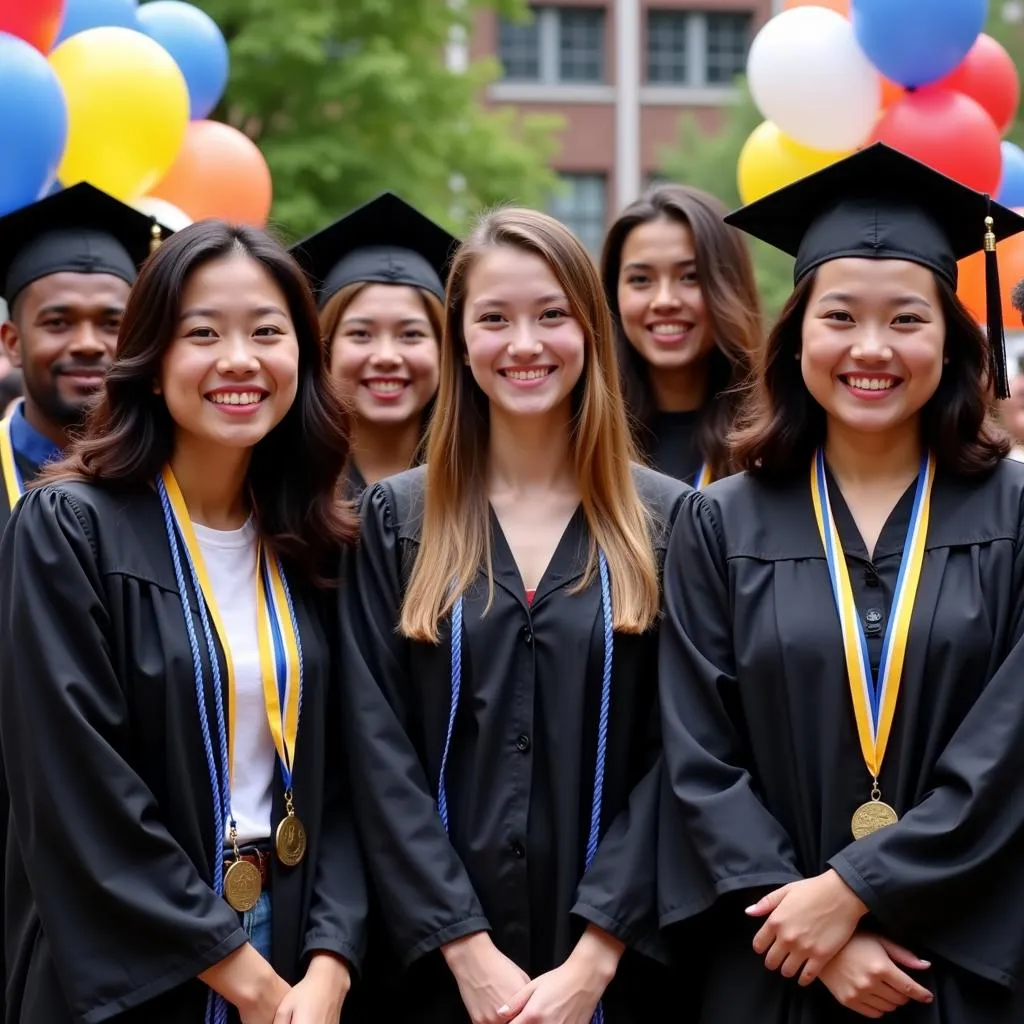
0 0 272 228
740 0 1024 323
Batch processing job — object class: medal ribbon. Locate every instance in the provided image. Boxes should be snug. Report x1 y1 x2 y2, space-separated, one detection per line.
810 448 934 782
693 461 712 490
256 542 303 792
0 409 24 507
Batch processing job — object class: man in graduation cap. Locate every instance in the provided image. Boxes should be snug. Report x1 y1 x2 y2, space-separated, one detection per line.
0 183 166 531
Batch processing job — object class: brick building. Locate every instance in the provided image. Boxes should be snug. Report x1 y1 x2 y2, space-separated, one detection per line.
465 0 777 249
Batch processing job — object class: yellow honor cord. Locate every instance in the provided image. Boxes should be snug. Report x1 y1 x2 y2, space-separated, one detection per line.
810 450 934 781
255 541 302 782
694 461 713 491
0 410 23 508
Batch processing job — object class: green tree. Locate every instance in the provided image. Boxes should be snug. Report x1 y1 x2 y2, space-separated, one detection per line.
195 0 560 240
655 83 795 321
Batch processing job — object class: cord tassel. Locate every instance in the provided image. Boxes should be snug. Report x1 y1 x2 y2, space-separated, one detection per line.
984 208 1010 399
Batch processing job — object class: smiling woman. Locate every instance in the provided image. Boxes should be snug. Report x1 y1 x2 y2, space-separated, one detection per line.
0 221 366 1024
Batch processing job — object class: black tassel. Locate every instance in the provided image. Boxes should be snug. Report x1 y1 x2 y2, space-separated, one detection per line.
984 208 1010 399
149 219 163 256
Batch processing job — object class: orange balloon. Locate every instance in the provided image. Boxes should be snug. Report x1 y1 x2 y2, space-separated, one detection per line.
957 231 1024 325
782 0 850 14
150 120 272 227
880 76 905 109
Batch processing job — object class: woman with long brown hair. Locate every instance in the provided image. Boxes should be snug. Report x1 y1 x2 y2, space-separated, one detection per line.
291 192 456 498
0 221 366 1023
602 184 761 485
658 144 1024 1022
340 208 687 1023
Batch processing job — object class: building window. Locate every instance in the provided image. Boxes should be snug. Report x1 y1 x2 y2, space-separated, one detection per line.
647 10 690 85
497 7 606 85
548 173 607 254
705 12 751 84
497 15 541 81
645 9 752 87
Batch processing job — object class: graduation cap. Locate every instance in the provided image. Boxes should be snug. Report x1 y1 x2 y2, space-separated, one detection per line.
724 142 1024 399
290 192 459 307
0 182 167 307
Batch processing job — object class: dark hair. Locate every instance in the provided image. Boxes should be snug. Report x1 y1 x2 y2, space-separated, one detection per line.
731 270 1009 477
46 221 356 585
1012 278 1024 317
601 183 762 480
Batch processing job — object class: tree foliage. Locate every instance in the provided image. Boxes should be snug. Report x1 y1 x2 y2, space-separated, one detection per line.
195 0 560 240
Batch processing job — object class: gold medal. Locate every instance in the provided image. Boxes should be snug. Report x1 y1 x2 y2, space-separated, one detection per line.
223 858 262 912
851 799 899 839
275 812 307 867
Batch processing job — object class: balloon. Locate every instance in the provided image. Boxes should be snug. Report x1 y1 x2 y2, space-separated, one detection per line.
133 195 192 231
738 121 849 204
880 76 905 109
958 218 1024 325
0 33 67 216
935 34 1020 136
851 0 986 88
782 0 849 12
137 2 229 121
997 142 1024 208
54 0 138 45
0 0 65 52
49 27 189 202
150 120 272 227
871 88 1002 194
747 8 880 151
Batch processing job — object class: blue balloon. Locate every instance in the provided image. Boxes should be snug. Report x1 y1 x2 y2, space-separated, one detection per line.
54 0 140 46
997 142 1024 209
137 1 229 121
851 0 987 88
0 32 68 216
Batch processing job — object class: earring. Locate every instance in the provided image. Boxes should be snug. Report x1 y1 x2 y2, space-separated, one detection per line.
794 351 801 360
943 356 950 365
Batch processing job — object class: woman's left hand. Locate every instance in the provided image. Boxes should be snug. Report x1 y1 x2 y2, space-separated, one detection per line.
273 953 351 1024
497 925 622 1024
746 870 868 986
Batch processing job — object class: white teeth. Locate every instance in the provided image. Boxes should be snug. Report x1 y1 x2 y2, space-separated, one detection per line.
209 391 264 405
650 323 690 335
504 368 551 381
847 377 896 391
366 380 406 393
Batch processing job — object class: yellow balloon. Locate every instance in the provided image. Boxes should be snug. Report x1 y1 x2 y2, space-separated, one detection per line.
737 121 849 204
49 27 189 203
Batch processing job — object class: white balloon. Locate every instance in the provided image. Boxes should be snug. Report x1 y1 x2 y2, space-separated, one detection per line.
133 196 193 232
747 7 880 152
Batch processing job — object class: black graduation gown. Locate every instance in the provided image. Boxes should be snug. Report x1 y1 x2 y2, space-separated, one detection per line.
649 410 701 485
340 464 689 1023
658 460 1024 1023
0 447 40 532
0 481 367 1024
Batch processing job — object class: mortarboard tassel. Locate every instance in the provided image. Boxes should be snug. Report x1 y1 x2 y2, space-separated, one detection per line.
149 220 163 256
984 205 1011 399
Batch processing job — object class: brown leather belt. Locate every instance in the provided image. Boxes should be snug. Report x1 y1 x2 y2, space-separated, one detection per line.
223 846 272 889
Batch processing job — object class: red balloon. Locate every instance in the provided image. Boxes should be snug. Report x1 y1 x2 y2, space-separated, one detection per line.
870 89 1002 195
0 0 65 53
935 34 1020 136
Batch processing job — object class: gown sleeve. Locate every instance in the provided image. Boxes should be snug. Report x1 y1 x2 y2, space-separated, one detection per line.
658 490 802 928
0 487 247 1024
339 484 489 966
828 509 1024 988
301 586 369 972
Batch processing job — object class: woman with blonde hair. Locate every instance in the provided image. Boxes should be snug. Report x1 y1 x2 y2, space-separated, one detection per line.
291 192 456 497
340 207 688 1023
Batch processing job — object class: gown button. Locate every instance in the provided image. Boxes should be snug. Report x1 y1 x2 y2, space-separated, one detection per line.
865 608 883 624
510 840 525 858
521 626 533 645
515 734 531 753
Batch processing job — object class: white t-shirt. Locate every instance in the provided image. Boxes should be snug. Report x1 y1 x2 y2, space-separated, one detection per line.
193 519 275 846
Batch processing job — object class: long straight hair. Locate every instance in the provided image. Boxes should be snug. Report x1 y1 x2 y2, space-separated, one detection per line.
400 208 660 643
46 221 356 585
602 184 762 480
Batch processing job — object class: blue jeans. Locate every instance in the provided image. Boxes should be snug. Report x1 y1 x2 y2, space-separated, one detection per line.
242 890 272 960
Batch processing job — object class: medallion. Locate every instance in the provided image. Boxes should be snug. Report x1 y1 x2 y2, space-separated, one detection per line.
851 799 899 840
224 858 262 912
275 813 307 867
